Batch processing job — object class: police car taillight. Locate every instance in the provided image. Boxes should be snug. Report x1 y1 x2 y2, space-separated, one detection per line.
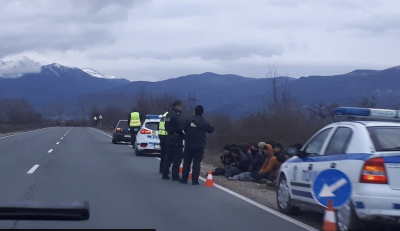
140 129 151 134
360 158 388 184
116 127 122 132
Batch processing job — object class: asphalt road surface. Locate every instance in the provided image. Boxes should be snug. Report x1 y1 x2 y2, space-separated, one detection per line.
0 127 316 230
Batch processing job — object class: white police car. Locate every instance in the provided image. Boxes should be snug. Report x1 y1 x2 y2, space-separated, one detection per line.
134 115 161 156
277 107 400 231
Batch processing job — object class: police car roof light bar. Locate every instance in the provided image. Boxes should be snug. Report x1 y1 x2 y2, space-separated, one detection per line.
332 107 400 120
146 115 161 120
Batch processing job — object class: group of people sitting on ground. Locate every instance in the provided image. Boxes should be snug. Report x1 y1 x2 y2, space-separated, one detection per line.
212 141 302 187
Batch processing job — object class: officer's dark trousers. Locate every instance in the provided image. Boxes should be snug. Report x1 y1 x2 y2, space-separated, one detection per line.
162 135 183 180
159 135 168 172
130 127 140 145
182 146 204 184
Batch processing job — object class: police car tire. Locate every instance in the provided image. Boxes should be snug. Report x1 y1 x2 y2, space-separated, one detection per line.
277 174 299 215
336 200 366 231
112 138 117 144
135 146 142 156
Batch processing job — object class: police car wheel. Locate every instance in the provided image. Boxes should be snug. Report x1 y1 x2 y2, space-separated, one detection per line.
134 144 142 156
336 200 365 231
112 138 117 144
277 174 299 214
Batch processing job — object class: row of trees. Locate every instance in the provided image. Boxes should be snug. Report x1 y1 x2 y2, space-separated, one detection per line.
0 93 44 133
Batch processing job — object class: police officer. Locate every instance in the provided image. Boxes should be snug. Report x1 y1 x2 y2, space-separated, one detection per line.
158 109 170 173
128 109 142 149
180 105 214 185
162 101 185 181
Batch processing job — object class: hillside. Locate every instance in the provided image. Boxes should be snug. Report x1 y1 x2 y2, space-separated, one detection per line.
1 57 400 118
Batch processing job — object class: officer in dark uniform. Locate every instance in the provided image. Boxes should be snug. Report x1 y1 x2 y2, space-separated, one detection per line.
180 105 214 185
162 101 185 181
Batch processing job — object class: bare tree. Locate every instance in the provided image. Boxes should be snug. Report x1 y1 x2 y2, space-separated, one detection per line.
359 96 377 108
266 64 293 110
5 99 42 124
186 92 199 112
78 96 88 122
0 92 4 109
0 92 5 122
308 102 340 123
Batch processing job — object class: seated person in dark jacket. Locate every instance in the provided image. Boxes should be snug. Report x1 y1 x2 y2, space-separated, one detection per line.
239 144 253 171
224 147 249 178
212 145 235 176
237 143 265 181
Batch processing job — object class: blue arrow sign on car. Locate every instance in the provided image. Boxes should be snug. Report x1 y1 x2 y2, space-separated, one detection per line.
319 178 348 197
312 169 352 208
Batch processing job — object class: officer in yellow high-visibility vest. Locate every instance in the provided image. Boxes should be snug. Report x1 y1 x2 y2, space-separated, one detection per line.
128 109 142 149
158 110 170 173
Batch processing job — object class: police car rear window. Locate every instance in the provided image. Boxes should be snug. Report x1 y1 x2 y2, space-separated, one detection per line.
145 122 159 131
117 121 129 129
368 127 400 152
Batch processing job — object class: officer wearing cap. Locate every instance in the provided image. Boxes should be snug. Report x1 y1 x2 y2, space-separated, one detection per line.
162 100 185 181
180 105 214 185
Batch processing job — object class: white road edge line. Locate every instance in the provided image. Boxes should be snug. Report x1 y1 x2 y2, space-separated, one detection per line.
91 128 317 230
48 149 53 153
0 128 48 140
27 165 40 174
91 128 112 138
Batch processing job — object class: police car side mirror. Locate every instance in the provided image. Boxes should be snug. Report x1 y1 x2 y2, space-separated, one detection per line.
297 151 308 158
288 147 308 158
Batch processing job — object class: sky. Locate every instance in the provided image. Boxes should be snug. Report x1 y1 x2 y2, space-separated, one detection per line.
0 0 399 81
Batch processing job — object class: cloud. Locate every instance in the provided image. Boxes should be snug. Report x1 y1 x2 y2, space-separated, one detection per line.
1 0 400 81
0 0 143 56
88 42 284 61
0 56 41 78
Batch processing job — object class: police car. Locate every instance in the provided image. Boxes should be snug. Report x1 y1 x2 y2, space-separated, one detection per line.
277 107 400 231
134 115 161 156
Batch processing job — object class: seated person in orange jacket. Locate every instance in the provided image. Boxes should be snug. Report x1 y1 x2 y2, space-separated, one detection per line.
251 144 280 183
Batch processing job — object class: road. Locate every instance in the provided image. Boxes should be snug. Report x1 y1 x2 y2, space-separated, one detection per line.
0 127 315 230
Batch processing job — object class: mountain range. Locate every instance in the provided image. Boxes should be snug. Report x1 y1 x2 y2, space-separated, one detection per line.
0 57 400 118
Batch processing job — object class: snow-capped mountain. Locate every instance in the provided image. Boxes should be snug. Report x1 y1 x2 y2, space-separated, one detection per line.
0 56 130 109
82 68 120 80
0 56 122 80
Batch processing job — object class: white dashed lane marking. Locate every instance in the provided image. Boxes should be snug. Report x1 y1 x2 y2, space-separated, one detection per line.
56 142 60 145
48 149 53 153
27 165 40 174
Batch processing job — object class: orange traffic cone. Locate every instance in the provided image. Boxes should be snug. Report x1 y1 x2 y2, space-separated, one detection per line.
205 171 214 187
179 162 183 174
189 168 193 180
323 200 337 231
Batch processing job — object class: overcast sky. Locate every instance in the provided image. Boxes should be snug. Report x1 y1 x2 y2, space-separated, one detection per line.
1 0 399 81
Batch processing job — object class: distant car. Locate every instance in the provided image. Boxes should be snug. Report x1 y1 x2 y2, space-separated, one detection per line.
277 107 400 231
112 120 131 144
135 115 161 156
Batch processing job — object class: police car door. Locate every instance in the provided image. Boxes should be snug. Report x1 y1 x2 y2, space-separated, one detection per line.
290 127 335 204
319 126 355 185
